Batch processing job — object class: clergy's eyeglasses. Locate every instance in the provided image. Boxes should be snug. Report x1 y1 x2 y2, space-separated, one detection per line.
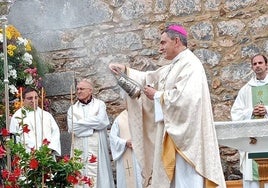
76 87 91 91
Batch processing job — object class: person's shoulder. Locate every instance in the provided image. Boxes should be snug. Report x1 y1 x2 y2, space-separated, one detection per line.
181 49 202 66
92 98 107 107
38 108 53 116
119 109 128 117
93 97 104 103
68 101 79 108
11 108 22 117
237 82 251 94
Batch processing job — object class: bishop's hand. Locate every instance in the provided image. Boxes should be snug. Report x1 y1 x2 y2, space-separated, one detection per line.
109 63 126 75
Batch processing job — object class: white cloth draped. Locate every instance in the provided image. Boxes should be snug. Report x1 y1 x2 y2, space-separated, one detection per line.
67 98 115 188
9 107 61 155
215 119 268 152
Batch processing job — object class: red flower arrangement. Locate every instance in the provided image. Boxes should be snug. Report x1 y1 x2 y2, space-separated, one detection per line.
0 25 94 187
0 126 94 187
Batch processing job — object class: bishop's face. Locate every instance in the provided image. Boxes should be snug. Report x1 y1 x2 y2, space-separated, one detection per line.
76 81 93 102
159 32 178 60
23 91 39 110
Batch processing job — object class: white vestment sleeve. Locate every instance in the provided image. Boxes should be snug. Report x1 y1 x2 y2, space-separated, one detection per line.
109 119 127 161
154 91 164 122
231 86 253 120
265 106 268 118
67 101 110 137
47 113 61 156
9 112 22 145
9 110 36 151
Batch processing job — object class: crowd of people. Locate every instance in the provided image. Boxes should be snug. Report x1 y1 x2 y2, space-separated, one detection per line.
9 23 267 188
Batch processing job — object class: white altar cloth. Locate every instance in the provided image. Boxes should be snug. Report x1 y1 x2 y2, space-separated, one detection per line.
214 119 268 152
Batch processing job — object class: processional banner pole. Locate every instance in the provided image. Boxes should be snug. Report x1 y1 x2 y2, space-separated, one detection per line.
1 15 11 171
1 17 9 130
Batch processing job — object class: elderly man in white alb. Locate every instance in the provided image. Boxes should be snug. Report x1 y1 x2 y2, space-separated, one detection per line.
231 54 268 188
10 87 61 156
67 79 115 188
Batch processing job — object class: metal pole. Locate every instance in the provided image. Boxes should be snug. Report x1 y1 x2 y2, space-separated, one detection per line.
1 15 11 171
1 17 9 130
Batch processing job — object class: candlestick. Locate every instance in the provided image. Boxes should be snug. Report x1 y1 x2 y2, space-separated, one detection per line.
41 87 44 142
1 17 9 130
33 96 37 150
70 84 74 158
19 87 26 147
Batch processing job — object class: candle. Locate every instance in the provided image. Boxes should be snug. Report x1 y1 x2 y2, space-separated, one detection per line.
70 84 75 158
41 87 44 141
20 87 23 107
33 95 37 150
20 87 26 148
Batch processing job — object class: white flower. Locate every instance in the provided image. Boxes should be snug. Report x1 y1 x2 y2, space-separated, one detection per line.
17 37 28 46
8 65 17 79
25 74 33 84
0 33 3 43
19 176 27 181
9 84 18 94
22 52 33 65
9 69 17 79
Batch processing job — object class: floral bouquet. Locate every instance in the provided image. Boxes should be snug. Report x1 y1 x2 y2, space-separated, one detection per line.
0 25 46 98
0 25 50 129
0 25 94 187
0 127 94 187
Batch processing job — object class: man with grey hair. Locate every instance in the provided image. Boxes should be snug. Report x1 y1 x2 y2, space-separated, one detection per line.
109 24 225 188
67 79 115 188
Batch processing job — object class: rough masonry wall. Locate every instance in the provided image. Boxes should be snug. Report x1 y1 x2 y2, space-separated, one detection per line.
2 0 268 180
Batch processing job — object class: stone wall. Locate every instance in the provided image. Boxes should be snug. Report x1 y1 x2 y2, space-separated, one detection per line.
2 0 268 180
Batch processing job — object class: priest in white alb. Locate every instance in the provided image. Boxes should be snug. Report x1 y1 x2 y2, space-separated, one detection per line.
10 87 61 156
231 54 268 188
67 79 115 188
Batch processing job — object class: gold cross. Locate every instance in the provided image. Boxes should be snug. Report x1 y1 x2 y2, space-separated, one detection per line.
125 159 132 176
258 90 263 104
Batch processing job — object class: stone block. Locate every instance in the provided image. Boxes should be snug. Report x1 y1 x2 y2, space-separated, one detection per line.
43 72 75 97
60 131 71 156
